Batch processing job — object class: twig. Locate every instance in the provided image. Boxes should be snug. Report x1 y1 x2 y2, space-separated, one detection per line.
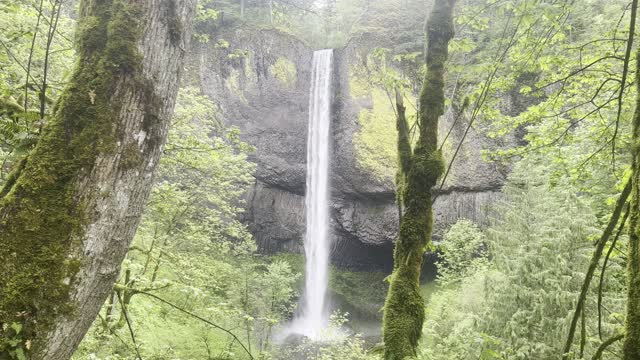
116 285 255 359
116 291 143 360
591 333 624 360
40 0 63 121
24 0 45 112
598 203 630 339
562 180 632 359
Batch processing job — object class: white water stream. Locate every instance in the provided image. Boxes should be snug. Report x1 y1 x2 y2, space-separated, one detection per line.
289 49 334 340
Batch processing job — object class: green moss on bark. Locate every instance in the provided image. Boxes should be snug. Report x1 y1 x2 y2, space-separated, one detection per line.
0 157 27 199
382 1 455 359
121 143 143 170
0 0 144 355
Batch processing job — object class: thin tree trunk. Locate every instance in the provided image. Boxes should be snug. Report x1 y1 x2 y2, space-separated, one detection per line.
382 1 455 359
24 0 45 112
40 0 62 121
625 13 640 356
0 0 196 359
562 180 631 359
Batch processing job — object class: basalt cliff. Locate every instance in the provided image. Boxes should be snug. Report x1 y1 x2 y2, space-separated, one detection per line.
192 28 517 271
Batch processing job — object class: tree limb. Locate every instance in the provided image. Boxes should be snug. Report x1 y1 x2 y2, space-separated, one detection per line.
562 180 632 359
598 203 630 339
591 333 624 360
116 291 143 360
116 285 255 360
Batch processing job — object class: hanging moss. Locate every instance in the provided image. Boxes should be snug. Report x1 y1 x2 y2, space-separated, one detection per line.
410 150 444 191
382 1 455 359
0 0 146 355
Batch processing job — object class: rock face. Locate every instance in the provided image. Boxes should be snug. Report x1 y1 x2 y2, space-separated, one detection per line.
194 28 508 271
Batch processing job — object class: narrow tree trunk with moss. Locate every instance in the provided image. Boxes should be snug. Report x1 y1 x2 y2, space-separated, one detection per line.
624 33 640 360
382 1 455 359
0 0 196 359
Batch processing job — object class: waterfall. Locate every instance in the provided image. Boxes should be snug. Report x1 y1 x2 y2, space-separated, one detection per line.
292 49 334 339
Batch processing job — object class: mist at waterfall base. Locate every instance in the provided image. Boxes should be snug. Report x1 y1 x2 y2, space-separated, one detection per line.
277 49 345 342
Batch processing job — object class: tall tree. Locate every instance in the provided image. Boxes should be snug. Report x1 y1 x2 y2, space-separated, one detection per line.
625 4 640 356
382 0 455 359
0 0 196 358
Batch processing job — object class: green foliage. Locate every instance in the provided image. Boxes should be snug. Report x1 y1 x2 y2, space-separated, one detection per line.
73 88 299 359
0 322 28 360
436 220 487 286
422 158 627 360
330 269 387 321
623 13 640 357
350 48 420 181
0 0 75 181
270 57 298 88
452 0 633 191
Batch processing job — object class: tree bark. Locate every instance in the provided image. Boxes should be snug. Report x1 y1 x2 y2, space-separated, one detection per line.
0 0 196 359
382 1 455 359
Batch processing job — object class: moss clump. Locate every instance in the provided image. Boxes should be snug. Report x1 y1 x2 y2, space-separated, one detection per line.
352 81 413 181
410 150 444 191
225 69 247 103
382 272 425 360
269 57 297 88
0 0 145 355
382 1 455 359
121 143 143 170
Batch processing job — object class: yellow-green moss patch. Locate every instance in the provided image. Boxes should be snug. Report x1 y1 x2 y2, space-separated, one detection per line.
269 57 297 88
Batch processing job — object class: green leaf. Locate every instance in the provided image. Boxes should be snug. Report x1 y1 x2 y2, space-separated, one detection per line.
10 322 22 335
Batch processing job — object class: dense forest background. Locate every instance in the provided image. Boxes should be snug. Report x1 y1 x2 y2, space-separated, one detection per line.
1 0 639 359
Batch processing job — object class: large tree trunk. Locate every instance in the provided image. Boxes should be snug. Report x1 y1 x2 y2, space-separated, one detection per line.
624 29 640 359
0 0 196 358
382 0 455 359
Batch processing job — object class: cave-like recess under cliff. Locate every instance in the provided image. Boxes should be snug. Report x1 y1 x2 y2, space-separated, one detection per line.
191 28 517 271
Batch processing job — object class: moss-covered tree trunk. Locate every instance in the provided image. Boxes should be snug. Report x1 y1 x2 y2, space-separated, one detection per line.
624 32 640 360
382 0 455 359
0 0 196 359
